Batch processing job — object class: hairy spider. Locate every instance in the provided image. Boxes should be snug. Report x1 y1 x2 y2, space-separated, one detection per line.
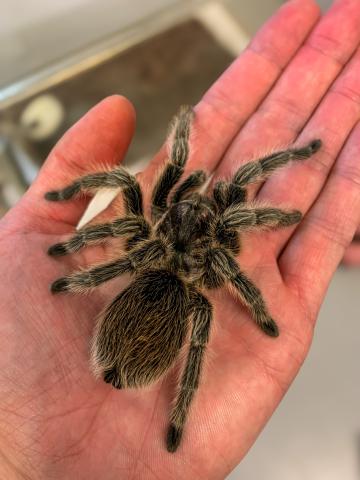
45 105 321 452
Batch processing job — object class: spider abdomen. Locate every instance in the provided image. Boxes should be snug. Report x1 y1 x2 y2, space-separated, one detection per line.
91 270 189 389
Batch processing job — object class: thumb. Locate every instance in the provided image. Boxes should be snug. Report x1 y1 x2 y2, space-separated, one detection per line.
16 95 135 231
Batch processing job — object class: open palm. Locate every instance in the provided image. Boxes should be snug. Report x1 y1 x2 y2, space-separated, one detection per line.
1 1 360 478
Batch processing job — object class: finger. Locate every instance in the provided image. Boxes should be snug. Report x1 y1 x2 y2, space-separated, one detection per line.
212 0 360 192
18 95 136 229
342 227 360 265
140 0 320 203
280 121 360 318
342 242 360 265
260 45 360 255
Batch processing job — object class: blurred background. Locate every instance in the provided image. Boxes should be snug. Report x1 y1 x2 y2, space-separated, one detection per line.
1 1 359 479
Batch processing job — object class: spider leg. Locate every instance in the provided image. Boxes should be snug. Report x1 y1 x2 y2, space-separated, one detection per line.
171 170 207 204
167 289 212 453
48 216 151 256
203 247 279 337
50 238 166 293
45 166 143 216
214 205 301 254
233 139 321 187
151 105 194 222
213 139 321 211
218 205 302 232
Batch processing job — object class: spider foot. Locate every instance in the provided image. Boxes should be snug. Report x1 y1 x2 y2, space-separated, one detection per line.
44 190 62 201
285 210 302 225
309 139 322 153
103 369 122 389
48 243 68 256
44 183 80 201
50 277 69 293
260 318 279 337
166 423 183 453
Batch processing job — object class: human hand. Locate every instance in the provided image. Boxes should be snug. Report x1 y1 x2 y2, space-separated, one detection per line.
1 0 360 478
343 227 360 265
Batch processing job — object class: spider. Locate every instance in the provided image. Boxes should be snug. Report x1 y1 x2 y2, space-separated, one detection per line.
45 105 321 452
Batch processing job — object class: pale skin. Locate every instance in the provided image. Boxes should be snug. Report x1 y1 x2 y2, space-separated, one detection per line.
1 0 360 478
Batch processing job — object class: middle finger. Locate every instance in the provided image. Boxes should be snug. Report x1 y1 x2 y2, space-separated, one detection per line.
212 0 360 198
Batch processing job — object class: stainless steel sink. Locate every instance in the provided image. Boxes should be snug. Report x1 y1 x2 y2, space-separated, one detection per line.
0 13 237 212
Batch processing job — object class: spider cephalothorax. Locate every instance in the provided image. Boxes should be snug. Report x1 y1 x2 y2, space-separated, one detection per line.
46 105 321 452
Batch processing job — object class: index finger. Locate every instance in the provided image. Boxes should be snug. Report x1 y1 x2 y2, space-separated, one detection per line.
14 95 136 230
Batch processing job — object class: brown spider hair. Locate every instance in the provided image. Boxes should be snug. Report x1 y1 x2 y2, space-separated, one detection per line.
45 105 321 451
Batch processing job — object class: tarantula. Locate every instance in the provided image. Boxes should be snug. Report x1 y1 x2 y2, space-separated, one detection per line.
45 105 321 452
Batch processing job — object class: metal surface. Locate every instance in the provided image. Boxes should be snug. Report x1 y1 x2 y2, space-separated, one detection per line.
0 2 198 109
